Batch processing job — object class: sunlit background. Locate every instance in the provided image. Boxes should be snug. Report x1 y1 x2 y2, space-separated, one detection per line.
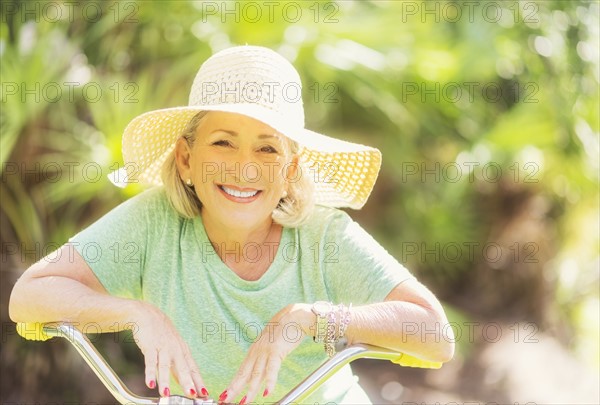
1 1 599 403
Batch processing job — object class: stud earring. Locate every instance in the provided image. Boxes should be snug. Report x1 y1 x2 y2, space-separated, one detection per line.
186 178 193 186
281 190 288 199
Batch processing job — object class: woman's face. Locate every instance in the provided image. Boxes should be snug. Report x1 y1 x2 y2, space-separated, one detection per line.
178 111 296 230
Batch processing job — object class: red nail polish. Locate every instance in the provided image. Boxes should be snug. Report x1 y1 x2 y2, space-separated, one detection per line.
239 395 247 405
201 387 209 397
190 388 197 397
218 390 228 402
263 388 269 397
163 387 170 397
148 380 155 389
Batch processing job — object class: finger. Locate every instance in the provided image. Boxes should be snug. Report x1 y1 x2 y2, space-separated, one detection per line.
143 348 158 390
190 368 209 398
241 354 268 405
157 349 172 397
263 354 283 398
182 346 208 397
226 356 257 403
172 349 197 398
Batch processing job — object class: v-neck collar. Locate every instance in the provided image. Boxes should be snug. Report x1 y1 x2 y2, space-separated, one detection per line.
192 215 294 291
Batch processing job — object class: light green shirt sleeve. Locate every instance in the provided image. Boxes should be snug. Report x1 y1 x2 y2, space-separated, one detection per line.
321 209 414 305
67 189 159 300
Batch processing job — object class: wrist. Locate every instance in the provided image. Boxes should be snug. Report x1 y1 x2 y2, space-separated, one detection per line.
128 300 161 328
310 301 333 343
124 300 143 329
289 303 314 338
308 301 354 356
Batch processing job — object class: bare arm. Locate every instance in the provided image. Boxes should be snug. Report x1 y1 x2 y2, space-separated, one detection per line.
225 279 454 404
9 244 208 399
343 278 455 363
9 244 140 330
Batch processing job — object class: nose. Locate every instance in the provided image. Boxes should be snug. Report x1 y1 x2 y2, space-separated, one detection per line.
243 160 260 183
223 148 261 184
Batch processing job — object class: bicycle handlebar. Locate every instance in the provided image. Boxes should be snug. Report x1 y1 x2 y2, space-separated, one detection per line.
16 322 441 404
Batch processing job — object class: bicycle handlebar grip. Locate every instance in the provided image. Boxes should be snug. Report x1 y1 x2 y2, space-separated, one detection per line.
16 323 53 341
391 352 442 369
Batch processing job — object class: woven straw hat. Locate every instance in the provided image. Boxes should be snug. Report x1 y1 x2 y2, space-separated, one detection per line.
112 45 382 209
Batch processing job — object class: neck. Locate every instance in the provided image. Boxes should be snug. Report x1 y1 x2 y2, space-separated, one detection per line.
200 210 280 264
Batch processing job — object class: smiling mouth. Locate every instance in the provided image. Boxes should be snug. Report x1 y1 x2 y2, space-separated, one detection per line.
219 185 260 198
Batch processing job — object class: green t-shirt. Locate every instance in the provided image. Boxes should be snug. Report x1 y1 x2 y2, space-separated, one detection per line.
69 187 412 404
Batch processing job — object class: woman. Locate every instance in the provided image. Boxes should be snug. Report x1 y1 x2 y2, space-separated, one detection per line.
9 46 454 404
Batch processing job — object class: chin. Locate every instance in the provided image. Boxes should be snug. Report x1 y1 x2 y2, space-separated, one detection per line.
220 210 273 229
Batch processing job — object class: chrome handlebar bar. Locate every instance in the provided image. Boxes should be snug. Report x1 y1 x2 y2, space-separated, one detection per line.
24 323 440 404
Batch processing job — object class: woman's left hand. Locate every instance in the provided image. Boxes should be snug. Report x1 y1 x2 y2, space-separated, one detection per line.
220 303 313 404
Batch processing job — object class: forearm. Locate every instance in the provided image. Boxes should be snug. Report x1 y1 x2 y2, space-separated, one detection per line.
345 301 454 362
9 275 142 332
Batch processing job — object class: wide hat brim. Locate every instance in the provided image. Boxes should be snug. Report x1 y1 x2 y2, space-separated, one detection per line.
110 103 381 209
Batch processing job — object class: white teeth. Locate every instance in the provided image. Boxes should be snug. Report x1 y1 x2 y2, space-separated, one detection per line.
221 185 259 198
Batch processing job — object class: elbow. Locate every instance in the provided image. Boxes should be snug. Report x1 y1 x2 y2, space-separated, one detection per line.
425 299 456 363
418 323 455 364
9 279 25 323
9 272 36 323
435 338 455 363
432 314 456 363
422 306 456 363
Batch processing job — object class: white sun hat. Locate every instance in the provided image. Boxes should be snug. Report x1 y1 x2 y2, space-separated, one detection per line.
111 45 382 209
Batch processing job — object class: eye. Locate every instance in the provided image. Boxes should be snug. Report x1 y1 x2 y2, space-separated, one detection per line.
259 145 278 153
212 140 232 147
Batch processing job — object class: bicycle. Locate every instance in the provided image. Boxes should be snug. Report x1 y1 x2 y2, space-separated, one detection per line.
16 322 441 404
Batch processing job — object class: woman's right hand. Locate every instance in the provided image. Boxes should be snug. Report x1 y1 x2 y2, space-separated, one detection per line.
9 246 208 398
133 302 208 399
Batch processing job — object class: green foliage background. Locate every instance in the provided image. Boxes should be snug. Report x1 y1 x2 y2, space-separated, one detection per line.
1 0 598 403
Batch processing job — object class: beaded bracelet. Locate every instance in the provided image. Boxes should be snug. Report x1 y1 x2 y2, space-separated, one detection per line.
312 302 352 358
311 301 353 357
324 309 338 357
337 303 352 340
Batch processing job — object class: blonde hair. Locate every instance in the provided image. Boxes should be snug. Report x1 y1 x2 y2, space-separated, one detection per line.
161 111 315 228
